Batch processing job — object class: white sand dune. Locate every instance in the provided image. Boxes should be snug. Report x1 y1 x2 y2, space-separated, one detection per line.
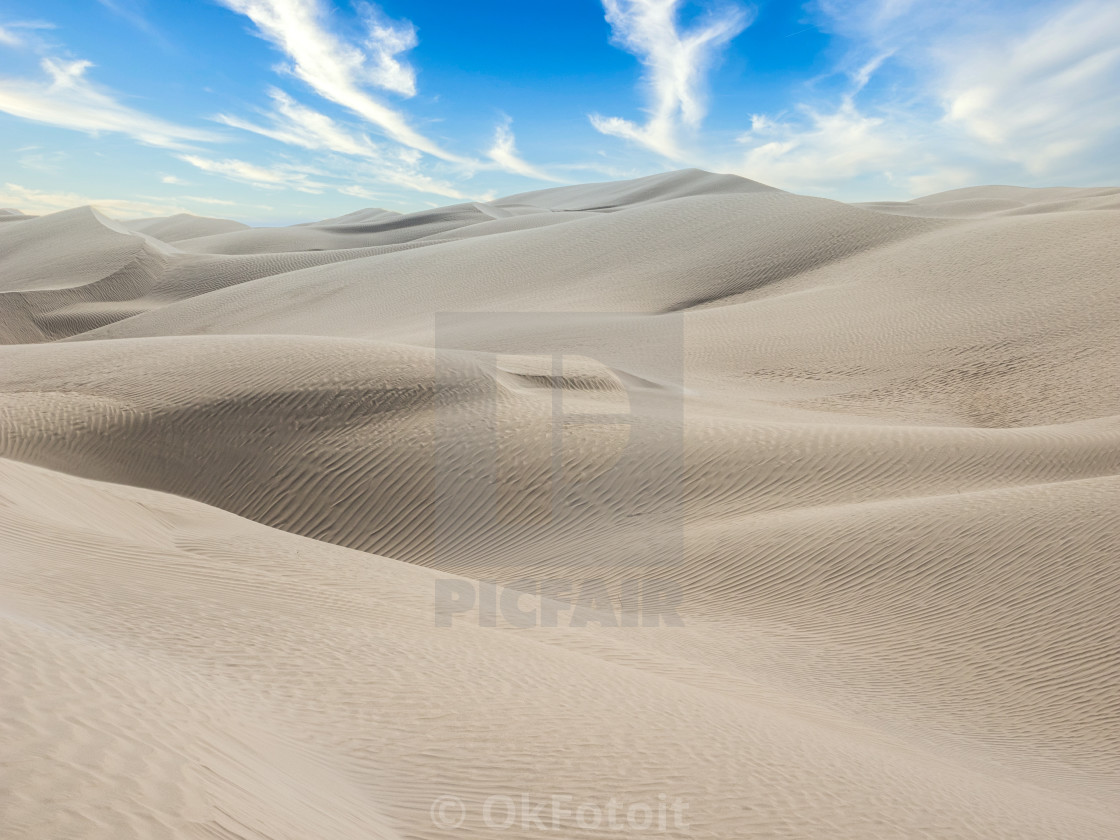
857 185 1120 218
69 191 938 341
2 458 1117 839
124 213 250 242
0 169 1117 838
0 208 35 223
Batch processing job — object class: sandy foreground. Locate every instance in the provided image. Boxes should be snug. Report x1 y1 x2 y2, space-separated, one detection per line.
0 170 1117 838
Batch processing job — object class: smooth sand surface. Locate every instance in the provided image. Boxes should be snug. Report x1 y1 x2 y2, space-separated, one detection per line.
0 169 1117 838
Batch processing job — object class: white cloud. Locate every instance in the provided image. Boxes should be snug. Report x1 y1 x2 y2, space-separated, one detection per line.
581 0 1120 196
177 154 330 193
0 20 54 48
591 0 752 159
337 185 380 201
359 166 472 200
358 3 419 96
217 89 475 199
0 182 192 217
809 0 1120 183
485 117 562 182
180 144 478 201
810 0 971 52
217 87 381 157
706 0 1120 196
938 0 1120 174
0 57 221 148
850 51 893 94
215 5 564 195
725 44 929 195
735 100 912 192
161 174 188 185
216 0 459 160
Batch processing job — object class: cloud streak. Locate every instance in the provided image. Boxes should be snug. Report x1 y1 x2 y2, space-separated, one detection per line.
178 154 330 193
217 87 381 157
0 20 54 48
486 118 563 182
216 89 477 199
0 57 220 148
216 0 460 161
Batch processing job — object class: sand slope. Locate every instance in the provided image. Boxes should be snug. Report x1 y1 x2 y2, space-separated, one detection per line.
1 457 1118 839
0 169 1117 838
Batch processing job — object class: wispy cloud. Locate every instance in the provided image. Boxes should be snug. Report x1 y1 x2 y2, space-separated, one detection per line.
352 163 474 201
336 184 381 201
938 0 1120 174
729 53 927 194
735 100 917 192
0 20 54 49
801 0 1120 186
217 87 381 157
95 0 169 46
0 57 221 147
216 88 476 199
0 182 192 217
216 0 459 160
486 117 562 182
591 0 752 159
2 5 565 213
177 154 330 192
586 0 1119 196
213 5 565 189
8 0 1114 215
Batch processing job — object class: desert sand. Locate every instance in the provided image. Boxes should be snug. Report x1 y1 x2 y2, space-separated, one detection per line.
0 169 1117 838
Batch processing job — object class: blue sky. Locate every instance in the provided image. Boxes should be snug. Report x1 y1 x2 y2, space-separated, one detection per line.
1 0 1118 222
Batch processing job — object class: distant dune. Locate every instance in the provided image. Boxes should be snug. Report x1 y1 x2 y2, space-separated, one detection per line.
123 213 251 242
1 169 1117 839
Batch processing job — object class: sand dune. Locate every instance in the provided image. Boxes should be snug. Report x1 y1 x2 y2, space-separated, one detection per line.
2 458 1117 839
71 190 937 341
857 185 1120 218
0 208 35 223
0 169 1117 838
124 213 250 242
